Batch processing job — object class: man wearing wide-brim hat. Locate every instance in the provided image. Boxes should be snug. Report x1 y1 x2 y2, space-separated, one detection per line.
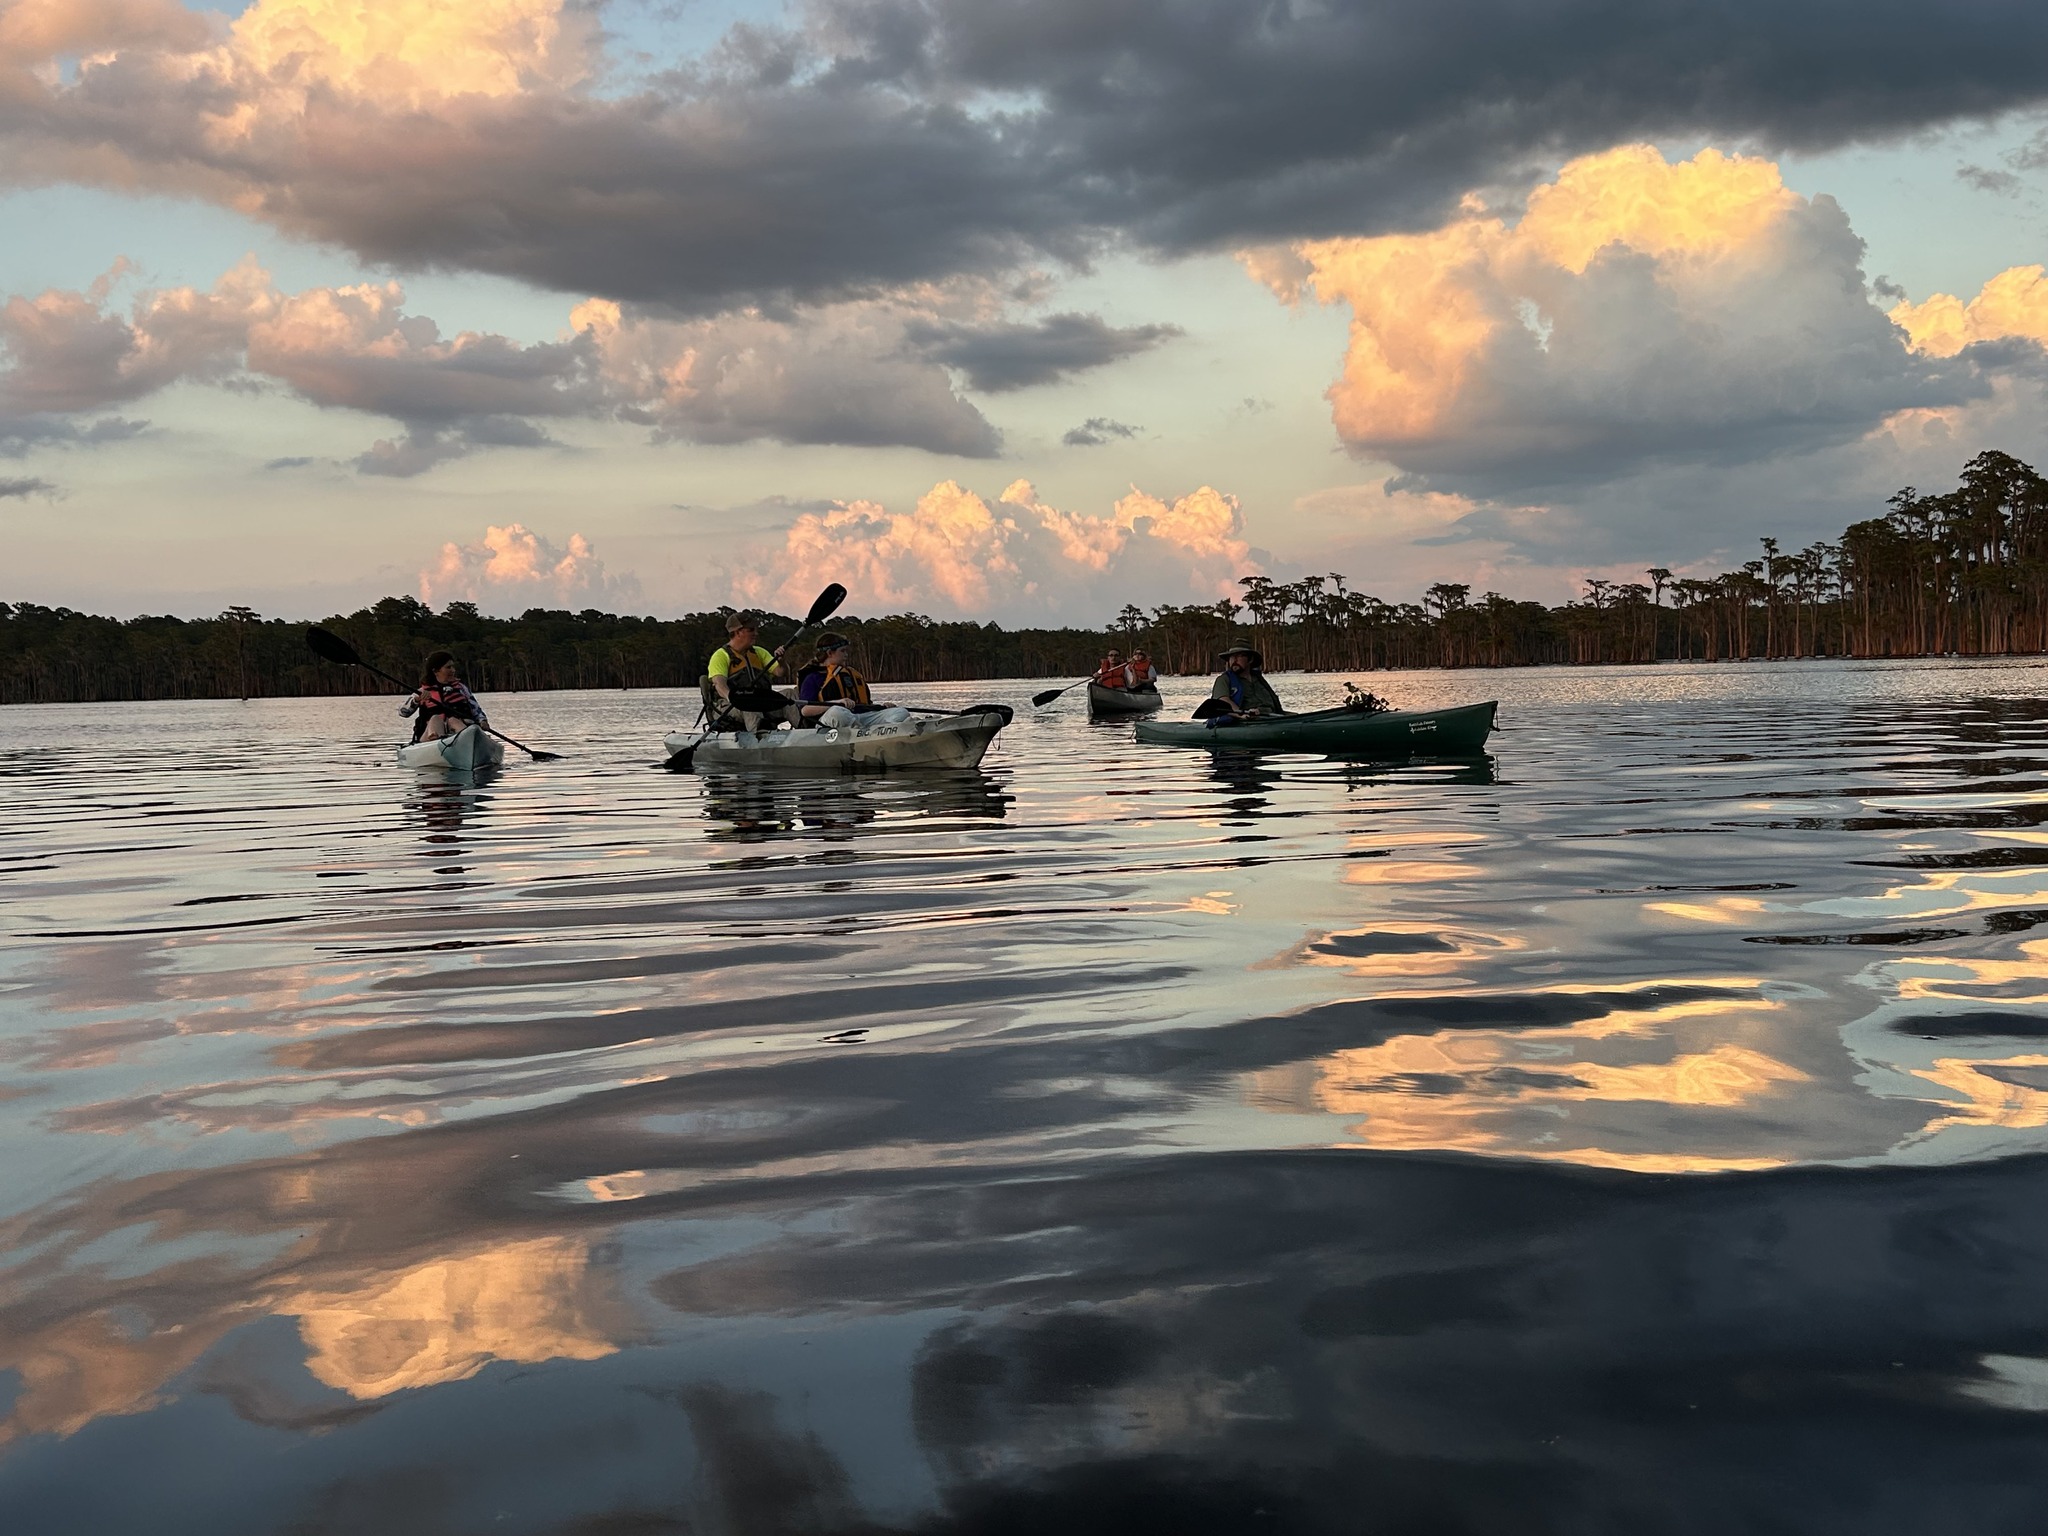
1211 639 1286 718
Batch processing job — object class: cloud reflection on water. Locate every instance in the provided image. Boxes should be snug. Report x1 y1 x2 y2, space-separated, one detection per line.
7 670 2048 1528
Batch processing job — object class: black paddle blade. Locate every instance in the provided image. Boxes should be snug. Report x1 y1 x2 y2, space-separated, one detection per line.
1031 688 1064 707
1191 698 1235 720
664 746 696 773
803 583 848 626
527 749 564 762
305 625 362 667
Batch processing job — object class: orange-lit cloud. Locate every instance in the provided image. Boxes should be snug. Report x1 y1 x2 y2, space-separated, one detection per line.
225 0 591 109
1891 266 2048 357
420 523 638 613
736 478 1262 623
1248 145 1969 489
282 1237 616 1400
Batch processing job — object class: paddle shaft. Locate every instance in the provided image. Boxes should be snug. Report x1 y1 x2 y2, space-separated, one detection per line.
1031 676 1096 708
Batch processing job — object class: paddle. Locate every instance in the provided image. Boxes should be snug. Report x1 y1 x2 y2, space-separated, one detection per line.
1031 675 1096 709
304 626 563 762
666 584 849 770
1190 697 1387 724
899 703 1014 724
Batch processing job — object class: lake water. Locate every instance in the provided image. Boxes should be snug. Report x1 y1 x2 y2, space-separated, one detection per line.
6 659 2048 1532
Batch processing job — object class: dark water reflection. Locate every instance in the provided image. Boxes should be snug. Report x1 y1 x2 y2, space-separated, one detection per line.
7 663 2048 1532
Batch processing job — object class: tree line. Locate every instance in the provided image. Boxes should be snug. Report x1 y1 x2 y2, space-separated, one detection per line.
6 449 2046 706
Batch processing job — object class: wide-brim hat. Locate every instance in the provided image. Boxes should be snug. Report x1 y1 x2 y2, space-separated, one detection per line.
1218 639 1263 666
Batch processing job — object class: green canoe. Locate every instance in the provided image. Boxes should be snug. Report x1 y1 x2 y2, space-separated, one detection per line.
1134 700 1497 755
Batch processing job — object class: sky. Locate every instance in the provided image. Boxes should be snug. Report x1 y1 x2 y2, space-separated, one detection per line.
2 0 2046 624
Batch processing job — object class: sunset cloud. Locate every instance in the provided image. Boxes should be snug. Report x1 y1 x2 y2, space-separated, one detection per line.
419 523 639 614
1891 266 2048 357
5 0 2048 315
735 478 1261 625
0 262 1177 468
570 295 1002 459
1251 145 1981 494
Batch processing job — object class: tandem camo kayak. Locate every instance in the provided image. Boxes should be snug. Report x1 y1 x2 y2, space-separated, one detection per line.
395 723 506 771
666 707 1012 773
1135 700 1497 755
1087 682 1162 716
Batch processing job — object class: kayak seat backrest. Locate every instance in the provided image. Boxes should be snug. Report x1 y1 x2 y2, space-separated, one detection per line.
700 673 783 734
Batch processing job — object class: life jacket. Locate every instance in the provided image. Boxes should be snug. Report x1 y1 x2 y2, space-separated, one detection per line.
817 662 873 708
714 644 780 703
412 680 480 740
417 681 479 721
1126 660 1158 687
1095 659 1128 686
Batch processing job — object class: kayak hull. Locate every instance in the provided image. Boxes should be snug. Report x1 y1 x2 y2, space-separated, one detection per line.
1087 682 1162 716
667 710 1008 773
396 724 505 771
1135 701 1498 755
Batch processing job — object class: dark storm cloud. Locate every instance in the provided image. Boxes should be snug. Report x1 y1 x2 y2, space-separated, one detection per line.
11 2 2048 312
0 475 60 499
844 0 2048 252
909 313 1181 392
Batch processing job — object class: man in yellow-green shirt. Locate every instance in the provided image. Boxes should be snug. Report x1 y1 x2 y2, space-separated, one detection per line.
707 611 800 729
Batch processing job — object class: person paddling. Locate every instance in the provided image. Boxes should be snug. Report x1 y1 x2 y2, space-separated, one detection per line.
1126 649 1159 688
1093 647 1130 689
707 612 800 731
1209 640 1285 719
401 651 489 742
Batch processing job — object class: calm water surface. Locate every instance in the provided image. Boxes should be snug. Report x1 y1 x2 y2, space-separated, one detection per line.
7 660 2048 1532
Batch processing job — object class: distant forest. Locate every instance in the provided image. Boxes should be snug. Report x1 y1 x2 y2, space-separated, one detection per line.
6 449 2047 706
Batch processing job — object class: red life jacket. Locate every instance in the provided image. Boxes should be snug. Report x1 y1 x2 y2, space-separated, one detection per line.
418 681 478 720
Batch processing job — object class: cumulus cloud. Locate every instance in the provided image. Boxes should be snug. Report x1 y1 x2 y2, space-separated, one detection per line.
0 258 596 472
1891 265 2048 357
1249 145 1984 496
570 295 1001 458
0 261 1173 468
6 0 2048 312
733 478 1261 624
418 523 640 614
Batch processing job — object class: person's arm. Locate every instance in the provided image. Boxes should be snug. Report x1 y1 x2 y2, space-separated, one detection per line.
758 645 786 678
1209 674 1234 702
709 648 733 700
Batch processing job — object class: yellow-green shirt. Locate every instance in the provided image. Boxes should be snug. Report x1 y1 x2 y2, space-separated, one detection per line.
708 644 775 679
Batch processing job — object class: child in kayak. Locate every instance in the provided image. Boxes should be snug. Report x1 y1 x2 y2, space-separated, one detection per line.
796 634 911 728
401 651 489 741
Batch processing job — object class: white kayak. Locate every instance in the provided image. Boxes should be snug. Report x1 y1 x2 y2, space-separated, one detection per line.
396 723 506 771
666 708 1010 773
